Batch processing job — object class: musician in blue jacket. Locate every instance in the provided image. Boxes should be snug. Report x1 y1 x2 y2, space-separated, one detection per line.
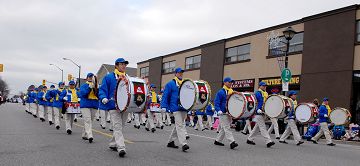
45 85 56 125
247 81 275 148
145 84 162 132
37 85 48 122
99 58 129 157
279 91 304 145
213 77 238 149
31 87 39 118
311 98 335 146
52 82 66 130
161 67 190 152
80 73 99 143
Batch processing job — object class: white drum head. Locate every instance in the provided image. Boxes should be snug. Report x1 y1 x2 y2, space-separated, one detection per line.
116 80 129 111
295 104 311 123
179 80 196 110
264 95 284 118
227 94 245 118
330 109 347 125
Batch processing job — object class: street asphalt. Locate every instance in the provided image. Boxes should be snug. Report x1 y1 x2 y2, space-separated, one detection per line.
0 103 359 166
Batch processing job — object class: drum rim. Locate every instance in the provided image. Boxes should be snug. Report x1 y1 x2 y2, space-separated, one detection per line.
179 79 211 110
264 94 287 118
295 103 315 123
330 107 352 125
226 93 246 119
179 78 197 110
115 75 131 112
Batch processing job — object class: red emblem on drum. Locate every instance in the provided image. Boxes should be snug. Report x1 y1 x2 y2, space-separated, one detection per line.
134 84 145 94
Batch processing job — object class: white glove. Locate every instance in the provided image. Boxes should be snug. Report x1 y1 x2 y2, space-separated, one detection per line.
78 98 81 102
63 97 68 101
102 98 109 104
218 111 223 116
161 108 166 112
257 109 263 114
324 114 328 118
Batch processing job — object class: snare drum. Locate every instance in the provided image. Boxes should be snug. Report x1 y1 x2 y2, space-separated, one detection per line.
295 103 319 123
179 79 211 110
330 107 351 125
149 103 161 112
264 94 292 118
115 75 148 113
65 102 81 114
227 92 257 119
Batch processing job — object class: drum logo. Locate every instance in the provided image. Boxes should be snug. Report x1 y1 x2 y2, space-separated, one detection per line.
133 82 146 107
197 83 208 104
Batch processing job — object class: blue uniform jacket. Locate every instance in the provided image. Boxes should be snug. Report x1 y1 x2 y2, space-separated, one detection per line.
255 90 265 115
98 72 117 111
318 105 329 123
80 83 98 109
214 88 227 113
45 90 54 107
52 89 66 108
26 92 35 103
160 79 186 112
205 104 214 116
195 109 205 116
37 91 47 106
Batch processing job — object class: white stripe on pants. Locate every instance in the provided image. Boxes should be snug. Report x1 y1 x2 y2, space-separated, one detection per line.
216 114 235 143
311 122 333 144
146 110 155 129
194 115 204 130
48 107 54 122
81 108 96 139
109 110 128 151
242 119 252 133
54 107 61 127
279 119 301 143
268 117 280 138
65 114 75 131
168 111 188 146
248 115 272 144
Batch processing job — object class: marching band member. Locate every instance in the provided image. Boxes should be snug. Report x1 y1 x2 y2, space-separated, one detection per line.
213 77 238 149
45 85 56 125
52 82 66 130
311 97 336 146
32 87 40 118
79 73 99 143
279 91 304 145
26 87 35 116
37 85 48 122
194 109 205 131
268 117 280 139
205 101 215 130
99 58 129 157
161 67 190 152
160 90 171 126
241 117 252 135
247 81 275 148
145 84 162 132
60 80 79 135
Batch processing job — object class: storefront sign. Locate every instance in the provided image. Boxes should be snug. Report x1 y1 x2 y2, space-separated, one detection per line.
231 79 255 88
260 76 300 86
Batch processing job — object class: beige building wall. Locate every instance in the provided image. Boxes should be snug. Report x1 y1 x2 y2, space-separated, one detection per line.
160 69 200 89
162 49 201 69
137 62 149 77
224 24 304 88
357 9 360 19
354 46 360 70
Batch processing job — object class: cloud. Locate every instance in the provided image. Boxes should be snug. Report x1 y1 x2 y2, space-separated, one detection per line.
0 0 358 94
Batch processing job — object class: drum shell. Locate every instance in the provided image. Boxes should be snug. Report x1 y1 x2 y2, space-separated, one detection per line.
65 102 81 114
329 107 351 125
227 92 257 119
295 103 318 123
264 94 292 119
179 79 211 110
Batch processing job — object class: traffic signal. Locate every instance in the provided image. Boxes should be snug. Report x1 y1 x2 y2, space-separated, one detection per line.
42 79 46 86
68 74 73 81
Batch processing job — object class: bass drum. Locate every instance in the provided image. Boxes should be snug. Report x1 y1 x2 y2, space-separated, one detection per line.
115 75 148 113
295 103 319 123
227 92 257 119
330 107 351 125
179 79 211 110
264 94 292 118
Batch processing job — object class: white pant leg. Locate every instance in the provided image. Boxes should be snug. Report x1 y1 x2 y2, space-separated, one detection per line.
189 116 194 127
288 119 302 143
65 114 75 131
280 124 291 141
268 118 280 138
248 115 272 143
100 110 107 128
215 114 235 143
197 115 204 130
48 107 54 122
54 107 61 127
30 103 36 115
39 105 45 119
312 122 332 144
146 110 155 129
35 104 39 116
206 115 213 128
109 110 128 151
134 113 140 126
166 113 172 125
168 111 187 145
243 119 252 133
127 113 132 122
82 108 95 139
95 109 100 120
141 113 146 124
155 113 164 127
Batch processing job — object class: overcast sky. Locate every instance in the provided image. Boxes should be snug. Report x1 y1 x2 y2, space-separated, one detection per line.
0 0 358 95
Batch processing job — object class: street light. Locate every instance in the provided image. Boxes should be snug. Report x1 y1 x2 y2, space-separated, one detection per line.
49 64 64 82
282 26 296 96
63 58 81 88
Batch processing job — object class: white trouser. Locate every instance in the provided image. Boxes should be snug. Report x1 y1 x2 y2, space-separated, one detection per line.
74 114 78 120
140 113 146 124
311 122 333 144
39 105 47 119
194 115 204 130
100 110 112 129
168 111 188 146
109 110 129 152
127 113 132 122
155 113 164 127
81 108 96 139
95 109 100 120
30 103 37 115
65 113 75 131
146 110 155 129
280 119 301 143
48 107 54 122
216 114 235 143
35 104 39 116
54 107 61 127
268 117 280 138
206 115 213 129
134 113 141 126
189 115 195 127
248 115 272 144
242 119 252 133
162 112 171 125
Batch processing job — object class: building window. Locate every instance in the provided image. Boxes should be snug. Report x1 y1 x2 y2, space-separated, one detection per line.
269 32 304 56
357 21 360 42
225 44 251 63
185 55 201 69
140 66 149 78
162 61 176 73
